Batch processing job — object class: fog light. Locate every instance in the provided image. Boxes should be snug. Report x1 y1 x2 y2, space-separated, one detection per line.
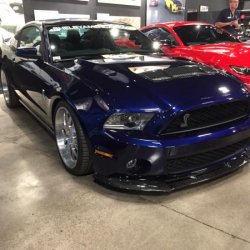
126 159 137 169
126 158 151 174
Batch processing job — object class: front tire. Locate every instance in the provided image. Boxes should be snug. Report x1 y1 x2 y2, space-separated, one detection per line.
54 101 93 175
1 68 19 108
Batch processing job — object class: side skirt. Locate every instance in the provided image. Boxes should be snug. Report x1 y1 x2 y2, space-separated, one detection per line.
19 99 55 137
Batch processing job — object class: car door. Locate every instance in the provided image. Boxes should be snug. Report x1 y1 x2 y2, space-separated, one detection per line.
13 25 56 123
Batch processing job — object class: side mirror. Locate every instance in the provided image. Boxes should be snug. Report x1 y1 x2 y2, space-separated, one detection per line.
15 47 39 59
4 37 12 43
238 36 248 42
159 39 175 47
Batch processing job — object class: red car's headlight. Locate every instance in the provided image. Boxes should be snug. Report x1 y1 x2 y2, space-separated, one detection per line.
230 66 250 75
243 84 250 92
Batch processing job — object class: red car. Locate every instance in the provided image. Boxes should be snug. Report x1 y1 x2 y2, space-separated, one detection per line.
141 21 250 86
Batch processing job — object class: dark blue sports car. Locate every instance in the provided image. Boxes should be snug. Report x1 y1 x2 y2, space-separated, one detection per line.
1 19 250 192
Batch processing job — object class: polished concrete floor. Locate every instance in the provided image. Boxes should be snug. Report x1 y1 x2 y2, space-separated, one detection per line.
1 96 250 250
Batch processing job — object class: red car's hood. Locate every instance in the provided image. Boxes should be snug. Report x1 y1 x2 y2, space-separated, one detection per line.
188 43 250 67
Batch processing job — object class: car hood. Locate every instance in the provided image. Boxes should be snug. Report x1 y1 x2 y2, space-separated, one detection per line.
188 42 250 67
72 53 248 112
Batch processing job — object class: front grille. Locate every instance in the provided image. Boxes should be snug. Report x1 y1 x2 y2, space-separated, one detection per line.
165 139 248 174
162 100 249 135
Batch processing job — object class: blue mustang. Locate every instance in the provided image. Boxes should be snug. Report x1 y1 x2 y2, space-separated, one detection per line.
1 19 250 192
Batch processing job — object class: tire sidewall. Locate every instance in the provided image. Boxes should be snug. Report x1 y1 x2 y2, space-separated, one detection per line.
54 101 93 175
1 67 19 108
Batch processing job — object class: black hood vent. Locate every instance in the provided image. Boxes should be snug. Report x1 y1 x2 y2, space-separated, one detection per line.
137 65 217 82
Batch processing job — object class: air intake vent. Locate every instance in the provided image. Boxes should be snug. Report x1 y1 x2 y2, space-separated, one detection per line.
165 139 249 174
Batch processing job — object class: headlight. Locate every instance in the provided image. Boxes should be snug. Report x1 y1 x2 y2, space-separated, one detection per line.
243 84 250 92
103 113 154 130
230 66 250 75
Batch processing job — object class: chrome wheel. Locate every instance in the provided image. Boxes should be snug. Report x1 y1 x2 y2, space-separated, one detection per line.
55 107 78 169
1 70 10 104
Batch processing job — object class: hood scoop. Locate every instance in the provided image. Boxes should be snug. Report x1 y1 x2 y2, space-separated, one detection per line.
80 53 174 65
129 64 218 82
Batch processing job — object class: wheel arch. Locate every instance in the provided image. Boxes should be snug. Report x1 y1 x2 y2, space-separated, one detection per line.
52 95 94 176
51 97 62 125
50 95 90 136
0 58 15 88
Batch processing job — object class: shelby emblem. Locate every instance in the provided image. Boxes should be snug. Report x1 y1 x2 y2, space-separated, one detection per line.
180 113 191 128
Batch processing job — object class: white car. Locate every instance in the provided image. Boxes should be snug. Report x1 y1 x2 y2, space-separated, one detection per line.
0 2 24 33
0 27 13 43
0 27 14 66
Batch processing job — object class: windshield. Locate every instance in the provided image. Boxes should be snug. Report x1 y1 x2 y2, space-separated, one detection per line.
47 23 158 61
173 25 238 45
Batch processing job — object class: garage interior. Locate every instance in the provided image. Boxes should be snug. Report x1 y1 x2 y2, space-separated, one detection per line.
1 0 250 249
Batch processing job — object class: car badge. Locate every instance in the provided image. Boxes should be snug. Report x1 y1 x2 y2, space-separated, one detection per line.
190 175 197 180
180 113 190 128
225 162 232 168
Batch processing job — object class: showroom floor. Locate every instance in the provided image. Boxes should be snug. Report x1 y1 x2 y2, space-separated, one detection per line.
1 96 250 250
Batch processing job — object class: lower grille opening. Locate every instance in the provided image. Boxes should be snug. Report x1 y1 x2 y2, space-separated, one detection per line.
165 139 249 174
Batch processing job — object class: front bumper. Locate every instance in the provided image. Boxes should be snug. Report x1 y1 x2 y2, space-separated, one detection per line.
93 126 250 192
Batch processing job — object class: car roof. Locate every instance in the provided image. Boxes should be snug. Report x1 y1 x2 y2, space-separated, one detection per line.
24 19 133 28
158 21 212 28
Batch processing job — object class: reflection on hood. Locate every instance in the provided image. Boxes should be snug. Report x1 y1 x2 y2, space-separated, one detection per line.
86 53 173 64
129 64 218 82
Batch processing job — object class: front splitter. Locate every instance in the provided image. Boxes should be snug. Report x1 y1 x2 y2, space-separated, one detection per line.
94 154 249 193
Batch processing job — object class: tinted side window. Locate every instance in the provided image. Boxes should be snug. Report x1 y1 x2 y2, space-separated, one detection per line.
18 26 41 48
143 28 178 45
173 25 237 45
